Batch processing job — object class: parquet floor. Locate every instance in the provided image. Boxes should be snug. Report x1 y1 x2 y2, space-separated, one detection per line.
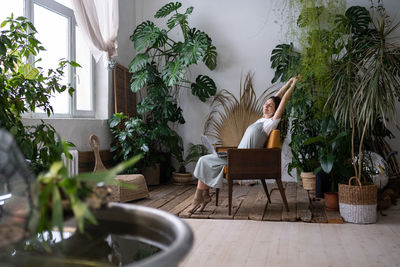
131 182 343 223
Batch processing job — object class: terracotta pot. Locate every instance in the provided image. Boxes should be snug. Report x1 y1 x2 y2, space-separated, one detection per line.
324 192 339 211
172 172 193 184
300 172 316 191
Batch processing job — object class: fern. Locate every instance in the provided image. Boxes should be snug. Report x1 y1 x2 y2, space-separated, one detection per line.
154 2 182 18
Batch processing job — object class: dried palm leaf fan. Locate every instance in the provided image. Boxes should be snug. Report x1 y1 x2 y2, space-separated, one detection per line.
204 72 274 146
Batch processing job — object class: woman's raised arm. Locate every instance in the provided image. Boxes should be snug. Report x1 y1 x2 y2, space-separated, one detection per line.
273 77 298 120
274 77 295 98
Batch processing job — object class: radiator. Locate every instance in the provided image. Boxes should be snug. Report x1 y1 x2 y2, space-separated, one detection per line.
61 149 79 177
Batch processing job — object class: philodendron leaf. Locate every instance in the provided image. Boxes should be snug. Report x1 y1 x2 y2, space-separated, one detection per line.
128 53 149 73
162 60 187 87
191 75 217 102
320 154 334 174
131 21 161 52
154 2 182 18
130 69 149 92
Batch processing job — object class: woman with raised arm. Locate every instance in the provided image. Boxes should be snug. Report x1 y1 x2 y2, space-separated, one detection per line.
189 76 299 214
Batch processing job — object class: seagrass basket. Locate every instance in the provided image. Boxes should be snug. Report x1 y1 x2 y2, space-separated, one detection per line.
338 176 377 224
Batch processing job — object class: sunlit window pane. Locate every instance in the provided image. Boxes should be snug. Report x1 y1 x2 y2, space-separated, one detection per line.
0 0 23 28
54 0 73 9
34 4 69 114
75 26 92 111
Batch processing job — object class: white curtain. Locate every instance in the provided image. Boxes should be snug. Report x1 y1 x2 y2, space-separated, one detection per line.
71 0 119 64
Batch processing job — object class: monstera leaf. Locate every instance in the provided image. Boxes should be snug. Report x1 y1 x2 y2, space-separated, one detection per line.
270 43 301 83
180 32 209 65
204 45 217 70
130 69 148 92
167 13 188 30
154 2 182 18
131 21 163 52
162 60 187 87
128 53 149 73
191 75 217 102
335 6 370 34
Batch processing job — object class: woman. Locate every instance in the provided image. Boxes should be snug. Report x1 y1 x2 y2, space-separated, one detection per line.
189 76 299 214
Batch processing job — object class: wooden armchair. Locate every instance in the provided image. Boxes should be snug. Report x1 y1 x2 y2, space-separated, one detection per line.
215 129 289 215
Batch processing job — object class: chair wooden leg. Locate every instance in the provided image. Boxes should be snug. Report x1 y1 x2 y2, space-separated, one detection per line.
276 179 289 212
228 179 233 216
261 179 272 203
216 188 219 206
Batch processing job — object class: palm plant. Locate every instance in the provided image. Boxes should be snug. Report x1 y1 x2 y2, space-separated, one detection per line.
327 6 400 181
203 73 273 146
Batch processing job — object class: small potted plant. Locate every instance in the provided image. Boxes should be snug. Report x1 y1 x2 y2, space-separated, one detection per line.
0 129 194 266
171 136 208 184
303 115 351 210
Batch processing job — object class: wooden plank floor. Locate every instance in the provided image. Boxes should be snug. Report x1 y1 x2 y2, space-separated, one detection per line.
131 182 343 223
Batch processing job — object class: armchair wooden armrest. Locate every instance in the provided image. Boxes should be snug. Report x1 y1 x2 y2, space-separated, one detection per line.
214 145 237 152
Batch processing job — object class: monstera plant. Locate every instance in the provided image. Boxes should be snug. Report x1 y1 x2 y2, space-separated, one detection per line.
118 2 217 173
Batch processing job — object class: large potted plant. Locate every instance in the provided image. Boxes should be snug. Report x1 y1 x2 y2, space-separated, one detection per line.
0 15 77 174
327 4 400 223
120 2 217 182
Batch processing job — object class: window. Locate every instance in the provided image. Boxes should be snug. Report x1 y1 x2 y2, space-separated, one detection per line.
1 0 94 117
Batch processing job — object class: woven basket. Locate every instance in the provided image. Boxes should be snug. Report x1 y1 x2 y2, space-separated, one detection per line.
172 172 193 184
339 176 377 224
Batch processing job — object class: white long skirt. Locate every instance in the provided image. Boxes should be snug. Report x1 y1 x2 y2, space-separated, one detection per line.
193 154 227 189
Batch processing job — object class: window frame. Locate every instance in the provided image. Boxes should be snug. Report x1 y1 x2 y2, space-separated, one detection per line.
22 0 95 118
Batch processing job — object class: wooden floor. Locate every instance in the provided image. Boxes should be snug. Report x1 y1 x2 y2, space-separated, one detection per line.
180 204 400 267
132 182 343 223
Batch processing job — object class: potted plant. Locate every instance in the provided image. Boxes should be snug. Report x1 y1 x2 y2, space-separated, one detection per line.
123 1 218 181
303 115 351 210
170 136 208 184
0 128 194 266
0 15 78 175
285 86 320 191
327 4 400 223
